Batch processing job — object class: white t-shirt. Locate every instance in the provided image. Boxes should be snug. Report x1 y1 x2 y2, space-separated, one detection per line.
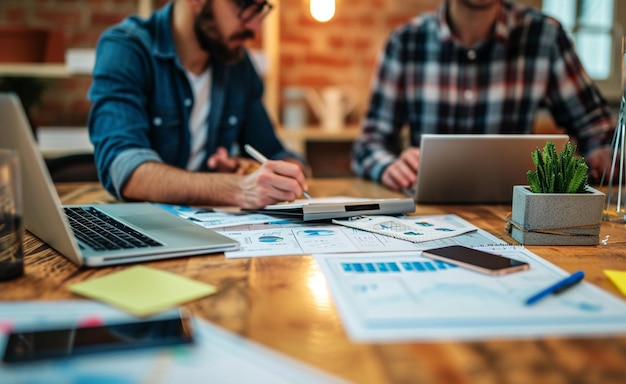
185 67 212 171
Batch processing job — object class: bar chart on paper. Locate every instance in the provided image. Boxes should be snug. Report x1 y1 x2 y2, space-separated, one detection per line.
341 260 457 273
315 247 626 342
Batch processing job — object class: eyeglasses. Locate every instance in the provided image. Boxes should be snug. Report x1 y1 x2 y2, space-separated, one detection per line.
237 0 274 23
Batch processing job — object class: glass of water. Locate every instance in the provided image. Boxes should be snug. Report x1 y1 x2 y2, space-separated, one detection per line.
0 149 23 281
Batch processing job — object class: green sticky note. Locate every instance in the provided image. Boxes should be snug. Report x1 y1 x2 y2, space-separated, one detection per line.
604 270 626 297
69 266 217 317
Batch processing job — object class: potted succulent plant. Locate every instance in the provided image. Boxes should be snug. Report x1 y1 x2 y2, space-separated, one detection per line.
508 141 605 246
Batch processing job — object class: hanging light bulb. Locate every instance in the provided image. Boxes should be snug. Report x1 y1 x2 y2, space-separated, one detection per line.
310 0 335 23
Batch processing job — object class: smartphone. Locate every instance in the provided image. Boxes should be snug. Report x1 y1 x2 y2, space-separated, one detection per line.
421 245 530 276
2 310 193 363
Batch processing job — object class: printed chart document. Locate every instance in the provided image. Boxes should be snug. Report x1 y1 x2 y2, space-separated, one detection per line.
332 215 477 243
217 214 503 258
156 204 293 228
314 246 626 342
0 301 345 383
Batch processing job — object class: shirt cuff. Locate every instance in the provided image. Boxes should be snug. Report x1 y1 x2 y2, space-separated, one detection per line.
110 148 163 199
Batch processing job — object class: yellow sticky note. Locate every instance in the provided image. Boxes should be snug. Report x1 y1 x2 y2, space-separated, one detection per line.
69 266 217 317
604 270 626 297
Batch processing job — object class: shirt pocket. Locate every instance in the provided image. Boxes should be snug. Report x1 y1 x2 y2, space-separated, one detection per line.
149 108 186 164
216 102 245 149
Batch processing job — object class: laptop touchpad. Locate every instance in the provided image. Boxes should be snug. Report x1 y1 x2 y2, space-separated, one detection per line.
120 214 185 230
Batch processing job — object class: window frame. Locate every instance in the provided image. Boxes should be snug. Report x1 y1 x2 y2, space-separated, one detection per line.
541 0 625 102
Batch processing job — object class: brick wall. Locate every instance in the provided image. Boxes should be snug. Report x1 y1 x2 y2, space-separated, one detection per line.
279 0 440 125
0 0 438 127
0 0 169 126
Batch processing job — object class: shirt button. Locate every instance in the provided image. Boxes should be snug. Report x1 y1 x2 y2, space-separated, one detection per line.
463 90 474 102
153 117 162 126
228 116 238 125
184 98 192 107
467 50 476 60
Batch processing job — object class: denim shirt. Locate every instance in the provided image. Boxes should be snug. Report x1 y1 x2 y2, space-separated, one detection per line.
88 3 299 199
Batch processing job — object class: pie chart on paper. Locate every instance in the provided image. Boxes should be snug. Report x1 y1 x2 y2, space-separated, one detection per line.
258 235 284 243
297 229 335 237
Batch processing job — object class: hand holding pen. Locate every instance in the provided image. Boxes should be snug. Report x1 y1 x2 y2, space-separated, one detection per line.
244 144 312 200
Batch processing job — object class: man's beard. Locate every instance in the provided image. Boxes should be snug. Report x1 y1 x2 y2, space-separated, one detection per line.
194 1 255 63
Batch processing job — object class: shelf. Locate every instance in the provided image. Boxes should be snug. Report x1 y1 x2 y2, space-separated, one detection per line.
278 125 360 154
279 125 360 141
0 63 70 78
0 1 147 79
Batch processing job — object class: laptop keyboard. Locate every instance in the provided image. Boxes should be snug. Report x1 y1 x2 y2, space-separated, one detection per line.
64 207 163 251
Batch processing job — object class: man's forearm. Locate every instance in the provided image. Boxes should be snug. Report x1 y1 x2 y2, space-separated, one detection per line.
121 162 241 206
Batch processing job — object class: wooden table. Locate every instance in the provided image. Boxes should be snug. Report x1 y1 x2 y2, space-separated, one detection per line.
3 179 626 383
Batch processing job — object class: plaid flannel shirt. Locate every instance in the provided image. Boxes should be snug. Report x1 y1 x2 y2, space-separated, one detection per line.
352 1 614 182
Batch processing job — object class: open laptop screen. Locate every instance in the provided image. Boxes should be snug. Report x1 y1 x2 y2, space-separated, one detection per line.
414 134 570 204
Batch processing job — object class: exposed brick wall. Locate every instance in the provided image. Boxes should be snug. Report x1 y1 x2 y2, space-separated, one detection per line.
280 0 440 125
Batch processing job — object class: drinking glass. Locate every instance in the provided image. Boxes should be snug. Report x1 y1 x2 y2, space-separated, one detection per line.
0 149 23 281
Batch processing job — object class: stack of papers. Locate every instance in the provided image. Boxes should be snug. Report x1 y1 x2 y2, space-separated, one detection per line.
157 205 493 259
216 215 497 258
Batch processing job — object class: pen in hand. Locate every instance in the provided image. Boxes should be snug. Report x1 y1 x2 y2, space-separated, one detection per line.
525 270 585 306
243 144 312 200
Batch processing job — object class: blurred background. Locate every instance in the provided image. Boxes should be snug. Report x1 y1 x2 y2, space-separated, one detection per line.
0 0 623 177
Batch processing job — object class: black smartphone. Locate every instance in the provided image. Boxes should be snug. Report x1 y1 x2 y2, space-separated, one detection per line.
421 245 530 276
2 310 194 363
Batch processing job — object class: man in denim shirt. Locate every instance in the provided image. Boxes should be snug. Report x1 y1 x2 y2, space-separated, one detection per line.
89 0 309 209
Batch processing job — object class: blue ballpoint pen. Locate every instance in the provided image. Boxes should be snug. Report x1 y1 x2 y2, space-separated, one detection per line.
243 144 312 200
525 270 585 306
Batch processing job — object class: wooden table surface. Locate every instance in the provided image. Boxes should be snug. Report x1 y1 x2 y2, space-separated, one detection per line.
3 178 626 383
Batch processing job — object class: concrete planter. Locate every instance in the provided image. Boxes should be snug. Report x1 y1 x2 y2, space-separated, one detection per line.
509 185 604 246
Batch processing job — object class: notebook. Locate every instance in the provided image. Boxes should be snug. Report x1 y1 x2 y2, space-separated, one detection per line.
247 196 416 221
0 93 239 267
414 134 570 204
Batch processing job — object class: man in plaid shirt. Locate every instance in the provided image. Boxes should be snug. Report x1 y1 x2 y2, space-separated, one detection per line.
352 0 615 192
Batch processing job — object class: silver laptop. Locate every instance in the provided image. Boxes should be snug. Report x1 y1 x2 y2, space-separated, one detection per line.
415 134 570 204
0 93 239 267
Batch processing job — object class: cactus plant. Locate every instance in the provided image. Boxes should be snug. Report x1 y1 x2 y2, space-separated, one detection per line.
526 141 589 193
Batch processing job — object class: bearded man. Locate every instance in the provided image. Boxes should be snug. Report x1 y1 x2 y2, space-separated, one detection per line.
89 0 309 208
